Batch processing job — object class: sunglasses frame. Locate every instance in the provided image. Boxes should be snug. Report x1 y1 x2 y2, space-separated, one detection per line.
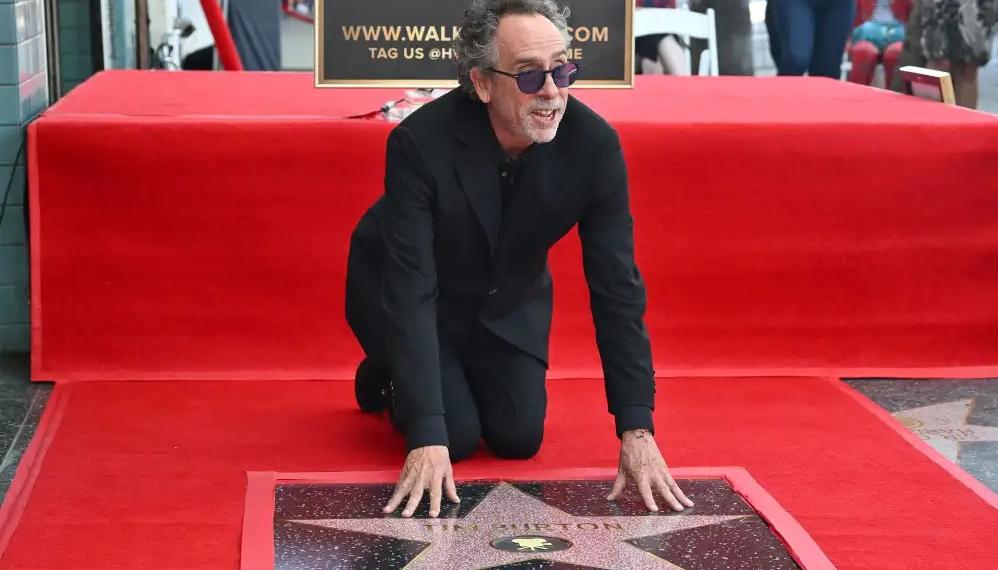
486 62 581 94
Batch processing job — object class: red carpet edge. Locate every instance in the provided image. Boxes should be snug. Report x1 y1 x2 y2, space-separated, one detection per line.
0 384 69 555
830 377 998 509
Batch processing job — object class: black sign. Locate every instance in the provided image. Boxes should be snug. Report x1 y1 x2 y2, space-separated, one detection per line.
315 0 633 87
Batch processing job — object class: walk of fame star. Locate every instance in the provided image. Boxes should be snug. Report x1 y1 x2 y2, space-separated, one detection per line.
287 482 759 569
894 399 998 462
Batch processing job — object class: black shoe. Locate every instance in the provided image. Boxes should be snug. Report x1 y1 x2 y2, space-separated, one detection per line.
354 358 390 413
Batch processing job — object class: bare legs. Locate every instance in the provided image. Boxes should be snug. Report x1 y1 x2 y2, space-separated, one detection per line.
640 36 690 76
658 36 689 76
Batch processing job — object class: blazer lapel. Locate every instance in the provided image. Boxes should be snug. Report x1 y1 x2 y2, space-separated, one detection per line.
454 100 504 255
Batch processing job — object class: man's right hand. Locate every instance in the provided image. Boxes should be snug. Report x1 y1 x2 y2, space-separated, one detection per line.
382 445 460 517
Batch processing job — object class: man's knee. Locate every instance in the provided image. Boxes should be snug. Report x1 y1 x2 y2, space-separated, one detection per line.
484 423 544 459
446 416 481 462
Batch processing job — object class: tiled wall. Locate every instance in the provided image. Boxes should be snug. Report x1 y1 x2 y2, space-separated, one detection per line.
57 0 95 93
0 0 47 353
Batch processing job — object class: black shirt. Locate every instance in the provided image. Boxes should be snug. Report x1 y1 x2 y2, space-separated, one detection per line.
498 151 528 217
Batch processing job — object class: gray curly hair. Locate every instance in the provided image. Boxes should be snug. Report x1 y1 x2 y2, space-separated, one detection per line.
455 0 572 100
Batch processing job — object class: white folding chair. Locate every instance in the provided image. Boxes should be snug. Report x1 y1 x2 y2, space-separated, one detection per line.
840 52 852 80
633 6 720 76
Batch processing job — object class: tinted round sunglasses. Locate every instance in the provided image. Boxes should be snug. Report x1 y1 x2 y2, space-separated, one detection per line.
487 62 581 94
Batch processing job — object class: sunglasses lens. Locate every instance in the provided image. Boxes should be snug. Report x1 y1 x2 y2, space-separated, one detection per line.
552 63 579 88
516 69 547 94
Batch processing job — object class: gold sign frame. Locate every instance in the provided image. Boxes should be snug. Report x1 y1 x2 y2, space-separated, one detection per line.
314 0 634 89
899 66 956 105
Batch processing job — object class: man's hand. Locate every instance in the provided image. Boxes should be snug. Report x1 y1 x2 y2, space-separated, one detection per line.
383 445 460 518
607 429 695 513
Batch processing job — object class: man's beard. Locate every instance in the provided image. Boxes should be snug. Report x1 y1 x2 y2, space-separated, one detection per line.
518 100 565 144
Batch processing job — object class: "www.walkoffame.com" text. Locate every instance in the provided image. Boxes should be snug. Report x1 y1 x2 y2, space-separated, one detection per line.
341 25 609 43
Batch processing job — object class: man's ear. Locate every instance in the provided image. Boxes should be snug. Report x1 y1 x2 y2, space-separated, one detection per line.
470 68 492 103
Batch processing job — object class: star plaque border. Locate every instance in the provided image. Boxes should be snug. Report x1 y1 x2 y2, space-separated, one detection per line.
241 467 834 570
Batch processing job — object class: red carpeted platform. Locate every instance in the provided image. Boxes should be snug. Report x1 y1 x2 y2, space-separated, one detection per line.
28 71 998 381
1 377 996 569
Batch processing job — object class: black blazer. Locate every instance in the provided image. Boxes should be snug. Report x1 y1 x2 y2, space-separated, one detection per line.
346 88 655 446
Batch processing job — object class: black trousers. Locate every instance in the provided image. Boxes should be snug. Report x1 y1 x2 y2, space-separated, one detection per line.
345 209 547 461
404 321 547 461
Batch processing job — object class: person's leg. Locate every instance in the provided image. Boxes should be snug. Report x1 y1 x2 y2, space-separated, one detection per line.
766 0 782 67
640 57 665 75
926 58 957 102
809 0 855 78
460 323 547 459
889 0 923 92
775 0 818 75
950 62 979 109
345 203 392 412
848 40 881 84
927 58 950 73
345 202 483 458
345 204 386 365
635 34 666 75
882 41 902 88
388 336 483 462
437 340 483 461
658 35 689 75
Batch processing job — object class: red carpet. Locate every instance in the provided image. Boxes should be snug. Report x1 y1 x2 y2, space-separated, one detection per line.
1 377 997 569
18 72 998 566
47 70 998 125
28 72 998 381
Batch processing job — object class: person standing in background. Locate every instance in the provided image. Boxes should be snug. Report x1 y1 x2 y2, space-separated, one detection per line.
766 0 784 67
888 0 927 90
918 0 997 108
847 0 913 87
770 0 857 77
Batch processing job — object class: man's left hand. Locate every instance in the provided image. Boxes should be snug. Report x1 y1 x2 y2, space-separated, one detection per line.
607 428 695 512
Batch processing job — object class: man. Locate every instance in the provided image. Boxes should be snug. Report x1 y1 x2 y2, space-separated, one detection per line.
346 0 694 519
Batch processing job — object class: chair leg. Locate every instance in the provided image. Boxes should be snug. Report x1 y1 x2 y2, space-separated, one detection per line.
699 49 711 76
